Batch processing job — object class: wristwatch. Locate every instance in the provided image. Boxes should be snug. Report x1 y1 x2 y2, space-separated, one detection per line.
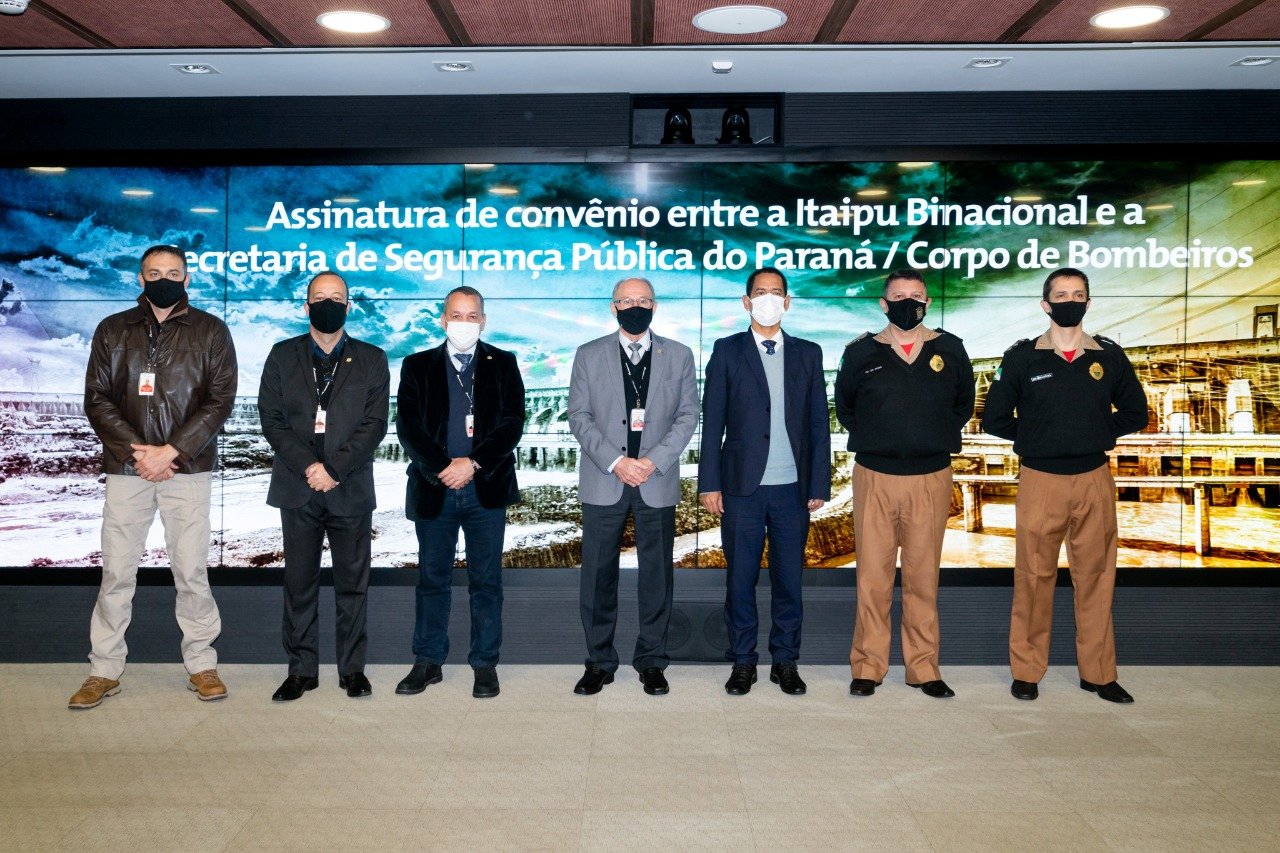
469 458 481 471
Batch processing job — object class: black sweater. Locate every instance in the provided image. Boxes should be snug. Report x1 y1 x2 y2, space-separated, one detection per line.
834 329 975 475
981 333 1149 475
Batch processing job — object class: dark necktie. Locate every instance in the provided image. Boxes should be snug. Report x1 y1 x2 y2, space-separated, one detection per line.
762 340 776 356
456 352 472 370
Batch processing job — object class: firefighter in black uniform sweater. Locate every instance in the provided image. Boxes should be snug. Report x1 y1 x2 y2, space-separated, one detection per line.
835 269 975 699
982 268 1149 704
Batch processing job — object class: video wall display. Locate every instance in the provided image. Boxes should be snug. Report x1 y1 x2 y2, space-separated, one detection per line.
0 159 1277 570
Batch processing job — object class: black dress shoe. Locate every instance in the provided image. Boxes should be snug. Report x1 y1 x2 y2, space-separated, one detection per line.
640 666 669 696
1080 679 1134 704
770 662 806 695
473 666 500 699
338 672 372 698
908 679 955 699
1011 679 1039 701
574 664 615 696
271 674 319 702
725 663 757 696
395 662 442 695
849 678 880 697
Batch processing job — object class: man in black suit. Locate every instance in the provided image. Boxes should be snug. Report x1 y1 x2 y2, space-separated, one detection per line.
395 285 526 699
699 267 831 696
258 271 390 701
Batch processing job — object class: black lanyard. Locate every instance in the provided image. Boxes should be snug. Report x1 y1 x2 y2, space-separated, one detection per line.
146 321 160 371
453 361 475 414
314 358 338 405
622 351 647 408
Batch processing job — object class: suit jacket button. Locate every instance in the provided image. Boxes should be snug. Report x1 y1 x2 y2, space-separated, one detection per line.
763 434 769 440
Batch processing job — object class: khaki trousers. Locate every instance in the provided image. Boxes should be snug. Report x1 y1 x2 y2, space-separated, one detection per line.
89 472 221 680
1009 465 1118 685
850 464 952 683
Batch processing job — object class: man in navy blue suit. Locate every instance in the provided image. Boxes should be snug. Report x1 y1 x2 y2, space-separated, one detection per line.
699 267 831 696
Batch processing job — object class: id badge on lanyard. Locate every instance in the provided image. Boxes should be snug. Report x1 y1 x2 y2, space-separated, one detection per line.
314 406 327 434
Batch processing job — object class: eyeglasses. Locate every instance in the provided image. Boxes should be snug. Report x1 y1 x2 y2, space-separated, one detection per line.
308 297 347 305
142 271 185 282
613 297 654 309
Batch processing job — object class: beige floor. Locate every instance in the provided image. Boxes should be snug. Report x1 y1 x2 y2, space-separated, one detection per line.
0 664 1276 851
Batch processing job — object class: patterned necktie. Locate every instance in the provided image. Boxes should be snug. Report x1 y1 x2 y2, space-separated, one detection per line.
629 342 643 365
762 340 776 356
456 352 472 370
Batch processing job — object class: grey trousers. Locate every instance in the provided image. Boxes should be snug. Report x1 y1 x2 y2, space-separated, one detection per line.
88 472 221 679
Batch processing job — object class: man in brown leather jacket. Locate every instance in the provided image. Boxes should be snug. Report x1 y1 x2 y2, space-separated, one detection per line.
68 244 238 710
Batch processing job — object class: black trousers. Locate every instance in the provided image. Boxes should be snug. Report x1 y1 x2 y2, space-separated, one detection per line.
579 485 675 673
280 492 372 678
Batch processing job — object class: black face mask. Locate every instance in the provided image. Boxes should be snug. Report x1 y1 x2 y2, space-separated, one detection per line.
616 306 653 336
1047 300 1087 328
144 278 185 309
884 298 927 331
309 299 348 335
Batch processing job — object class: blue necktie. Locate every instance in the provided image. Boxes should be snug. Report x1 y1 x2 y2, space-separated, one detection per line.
456 353 472 370
762 340 776 356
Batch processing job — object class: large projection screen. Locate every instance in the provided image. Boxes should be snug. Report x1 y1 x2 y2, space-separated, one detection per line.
1 159 1277 570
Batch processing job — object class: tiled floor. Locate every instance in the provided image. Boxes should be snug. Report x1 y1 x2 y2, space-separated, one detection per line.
0 664 1276 851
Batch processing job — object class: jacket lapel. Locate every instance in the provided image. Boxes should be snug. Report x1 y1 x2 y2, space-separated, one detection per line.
328 336 355 403
606 335 628 417
781 330 801 442
742 329 768 397
295 335 318 408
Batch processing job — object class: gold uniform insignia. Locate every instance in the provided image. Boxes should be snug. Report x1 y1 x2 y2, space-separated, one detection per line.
1089 362 1104 380
929 354 944 372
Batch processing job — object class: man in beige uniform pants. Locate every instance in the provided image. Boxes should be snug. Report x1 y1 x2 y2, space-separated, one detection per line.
834 270 974 699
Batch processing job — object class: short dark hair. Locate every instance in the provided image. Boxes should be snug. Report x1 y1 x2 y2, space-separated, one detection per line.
306 271 348 301
1043 267 1090 301
444 285 485 315
139 244 187 275
883 268 926 298
746 267 787 296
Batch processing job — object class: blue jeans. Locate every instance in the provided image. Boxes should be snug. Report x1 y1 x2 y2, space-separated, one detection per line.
412 482 506 669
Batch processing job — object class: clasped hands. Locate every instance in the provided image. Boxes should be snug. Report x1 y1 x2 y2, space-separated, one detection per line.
130 443 179 483
304 462 339 493
439 457 476 490
613 456 655 488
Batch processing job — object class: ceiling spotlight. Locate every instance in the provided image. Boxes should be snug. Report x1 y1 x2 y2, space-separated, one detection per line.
1231 56 1277 67
28 166 67 173
711 60 734 74
1011 194 1043 202
856 189 888 198
317 11 390 33
966 58 1009 69
717 108 752 145
121 188 154 198
171 64 218 75
488 185 519 196
1089 5 1169 29
464 164 495 170
897 162 934 169
660 108 695 145
693 5 786 35
434 61 475 73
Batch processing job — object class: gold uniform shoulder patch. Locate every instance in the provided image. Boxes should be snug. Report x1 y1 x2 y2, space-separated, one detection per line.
930 354 944 372
1089 361 1104 380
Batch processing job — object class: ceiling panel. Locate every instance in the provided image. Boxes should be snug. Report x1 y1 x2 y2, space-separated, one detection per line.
1206 2 1280 40
836 0 1035 43
655 0 831 44
1020 0 1247 43
249 0 449 46
38 0 270 48
0 8 95 48
453 0 630 45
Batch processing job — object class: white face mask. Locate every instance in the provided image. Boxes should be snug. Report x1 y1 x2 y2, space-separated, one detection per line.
750 293 787 327
446 320 481 351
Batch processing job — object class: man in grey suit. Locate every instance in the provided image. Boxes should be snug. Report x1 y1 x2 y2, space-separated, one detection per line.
567 277 699 696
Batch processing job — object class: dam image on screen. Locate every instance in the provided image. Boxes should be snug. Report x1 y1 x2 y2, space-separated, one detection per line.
0 159 1277 570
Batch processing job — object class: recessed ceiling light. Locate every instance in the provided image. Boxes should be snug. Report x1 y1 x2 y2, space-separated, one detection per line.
434 61 475 73
856 188 888 198
1011 194 1043 202
1232 179 1266 186
317 11 390 33
897 162 934 169
488 185 519 196
121 188 153 198
1090 5 1169 29
190 207 219 214
1231 56 1277 67
966 58 1009 69
171 64 218 75
331 197 360 204
28 166 67 173
693 5 787 35
464 164 495 170
711 60 734 74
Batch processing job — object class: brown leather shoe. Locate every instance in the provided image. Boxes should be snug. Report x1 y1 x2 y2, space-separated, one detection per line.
68 676 121 710
188 669 228 701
